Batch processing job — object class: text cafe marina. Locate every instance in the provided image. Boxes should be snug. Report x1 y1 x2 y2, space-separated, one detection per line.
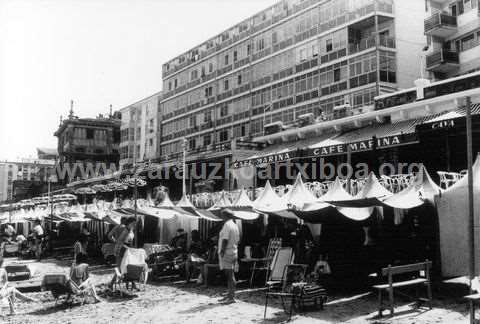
233 134 415 169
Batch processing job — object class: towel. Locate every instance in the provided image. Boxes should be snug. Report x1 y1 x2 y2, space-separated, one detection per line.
120 248 147 274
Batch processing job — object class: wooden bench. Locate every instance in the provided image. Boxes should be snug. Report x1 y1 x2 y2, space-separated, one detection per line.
464 293 480 324
373 260 432 317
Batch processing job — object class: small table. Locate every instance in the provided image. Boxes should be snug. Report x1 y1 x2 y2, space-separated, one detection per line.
464 293 480 324
241 257 271 287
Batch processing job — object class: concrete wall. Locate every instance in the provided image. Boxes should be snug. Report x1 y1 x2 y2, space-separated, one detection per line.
394 0 428 89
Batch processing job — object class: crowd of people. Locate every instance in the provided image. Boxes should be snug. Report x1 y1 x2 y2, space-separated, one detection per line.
0 201 436 316
1 220 46 260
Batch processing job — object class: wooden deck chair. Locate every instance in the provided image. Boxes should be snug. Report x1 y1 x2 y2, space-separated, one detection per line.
249 238 282 286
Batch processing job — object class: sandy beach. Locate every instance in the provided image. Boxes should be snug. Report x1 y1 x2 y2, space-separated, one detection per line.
0 257 470 324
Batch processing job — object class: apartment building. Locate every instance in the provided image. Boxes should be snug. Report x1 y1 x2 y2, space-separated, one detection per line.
0 157 56 203
425 0 480 78
54 106 121 184
119 92 163 167
159 0 426 171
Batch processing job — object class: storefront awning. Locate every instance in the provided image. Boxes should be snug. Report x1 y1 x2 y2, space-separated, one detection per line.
305 116 440 157
231 132 338 168
417 103 480 131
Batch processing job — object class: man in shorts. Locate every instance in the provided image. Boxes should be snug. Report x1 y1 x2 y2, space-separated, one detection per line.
218 209 240 304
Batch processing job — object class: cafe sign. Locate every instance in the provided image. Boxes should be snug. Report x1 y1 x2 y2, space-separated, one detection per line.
232 151 297 169
308 134 418 157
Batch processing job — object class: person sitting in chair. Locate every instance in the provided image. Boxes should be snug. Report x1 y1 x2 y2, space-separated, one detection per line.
73 233 89 261
170 229 187 253
3 223 16 243
70 253 100 303
0 258 37 315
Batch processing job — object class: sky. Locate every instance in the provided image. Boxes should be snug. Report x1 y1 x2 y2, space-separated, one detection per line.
0 0 278 161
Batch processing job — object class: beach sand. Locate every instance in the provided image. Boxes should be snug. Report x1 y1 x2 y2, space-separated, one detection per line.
0 258 470 324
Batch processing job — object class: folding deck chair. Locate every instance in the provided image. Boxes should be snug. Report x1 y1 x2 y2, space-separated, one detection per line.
263 247 295 317
42 273 98 305
248 238 282 286
113 248 149 294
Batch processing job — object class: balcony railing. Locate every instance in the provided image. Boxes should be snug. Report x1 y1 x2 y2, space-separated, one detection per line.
426 49 459 72
348 36 396 55
424 12 457 37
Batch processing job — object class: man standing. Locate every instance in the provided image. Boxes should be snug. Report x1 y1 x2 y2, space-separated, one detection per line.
31 220 44 260
218 209 240 304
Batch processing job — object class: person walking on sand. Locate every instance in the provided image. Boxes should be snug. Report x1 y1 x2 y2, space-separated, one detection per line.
218 209 240 304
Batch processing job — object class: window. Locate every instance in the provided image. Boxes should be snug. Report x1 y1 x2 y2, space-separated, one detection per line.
224 79 229 90
209 63 213 73
205 86 213 97
233 51 238 62
247 44 251 55
220 105 228 117
168 82 172 91
238 74 242 85
149 119 154 133
272 31 278 44
451 3 457 16
461 33 476 51
219 129 229 142
86 129 94 139
149 138 153 147
190 115 197 127
191 70 198 80
204 110 212 122
300 48 306 61
174 79 178 88
326 39 333 52
257 38 265 51
203 134 211 146
189 138 196 150
225 54 229 65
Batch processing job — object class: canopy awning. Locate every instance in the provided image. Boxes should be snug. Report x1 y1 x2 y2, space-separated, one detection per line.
422 103 480 125
305 116 439 157
232 132 338 168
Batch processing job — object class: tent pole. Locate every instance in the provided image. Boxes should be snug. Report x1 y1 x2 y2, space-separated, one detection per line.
466 96 475 298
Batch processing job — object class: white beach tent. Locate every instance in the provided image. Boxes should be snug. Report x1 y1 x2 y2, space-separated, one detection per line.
253 181 286 213
382 165 441 209
436 154 480 277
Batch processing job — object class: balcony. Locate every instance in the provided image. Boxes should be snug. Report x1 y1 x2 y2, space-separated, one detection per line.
424 12 457 38
426 50 459 73
348 36 396 55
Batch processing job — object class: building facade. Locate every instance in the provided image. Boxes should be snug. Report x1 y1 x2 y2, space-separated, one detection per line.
424 0 480 79
0 157 56 203
119 91 163 167
158 0 428 193
54 108 121 184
